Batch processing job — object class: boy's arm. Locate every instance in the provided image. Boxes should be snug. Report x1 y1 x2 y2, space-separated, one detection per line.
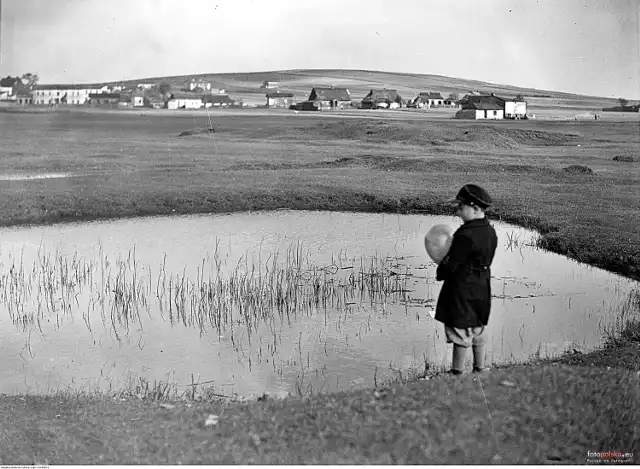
436 235 473 281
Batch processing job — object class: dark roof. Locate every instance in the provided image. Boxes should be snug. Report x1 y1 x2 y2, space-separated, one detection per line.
34 84 106 91
464 103 503 111
204 94 234 104
362 89 403 103
89 93 120 99
308 87 351 102
459 94 506 107
169 93 203 100
266 91 294 98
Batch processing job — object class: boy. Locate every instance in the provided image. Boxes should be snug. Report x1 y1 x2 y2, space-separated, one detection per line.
435 184 498 375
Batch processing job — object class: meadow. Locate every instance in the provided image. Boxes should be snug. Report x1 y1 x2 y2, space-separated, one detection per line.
0 104 639 464
0 106 638 280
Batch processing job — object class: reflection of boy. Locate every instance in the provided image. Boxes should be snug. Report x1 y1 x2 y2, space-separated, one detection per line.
435 184 498 375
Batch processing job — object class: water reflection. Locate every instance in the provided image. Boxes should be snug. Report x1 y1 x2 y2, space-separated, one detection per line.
0 210 637 397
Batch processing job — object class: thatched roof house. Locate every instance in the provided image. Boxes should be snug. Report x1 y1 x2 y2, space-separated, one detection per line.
361 89 404 109
412 92 446 108
307 87 352 110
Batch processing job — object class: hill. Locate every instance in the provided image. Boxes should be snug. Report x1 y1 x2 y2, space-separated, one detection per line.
115 69 622 110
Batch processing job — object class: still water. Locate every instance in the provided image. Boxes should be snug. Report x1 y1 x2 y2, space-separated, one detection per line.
0 210 637 397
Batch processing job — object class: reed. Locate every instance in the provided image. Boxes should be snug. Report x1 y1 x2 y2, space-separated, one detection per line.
0 240 412 355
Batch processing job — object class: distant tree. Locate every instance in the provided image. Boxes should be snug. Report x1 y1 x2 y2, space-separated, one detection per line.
0 75 19 87
158 82 172 95
21 72 39 87
447 92 459 101
618 97 629 108
515 94 525 101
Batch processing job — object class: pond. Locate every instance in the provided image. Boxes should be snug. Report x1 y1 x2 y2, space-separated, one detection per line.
0 210 637 398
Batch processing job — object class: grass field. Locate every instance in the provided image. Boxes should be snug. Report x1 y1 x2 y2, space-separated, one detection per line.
0 102 639 464
0 107 638 280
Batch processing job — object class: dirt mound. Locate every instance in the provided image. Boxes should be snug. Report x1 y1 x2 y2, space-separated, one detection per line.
563 164 595 175
461 127 519 149
613 155 640 162
313 121 577 150
178 127 215 137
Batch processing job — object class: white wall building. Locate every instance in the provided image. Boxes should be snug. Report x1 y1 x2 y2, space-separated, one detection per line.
31 84 109 105
505 101 527 119
167 97 203 109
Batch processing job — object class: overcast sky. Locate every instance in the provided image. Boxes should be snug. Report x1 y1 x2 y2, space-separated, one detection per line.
1 0 638 98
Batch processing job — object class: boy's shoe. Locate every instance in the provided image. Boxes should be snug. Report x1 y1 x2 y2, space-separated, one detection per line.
448 369 464 376
473 366 491 373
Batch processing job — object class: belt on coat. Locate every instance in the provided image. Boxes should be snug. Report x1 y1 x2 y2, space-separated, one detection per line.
469 265 490 272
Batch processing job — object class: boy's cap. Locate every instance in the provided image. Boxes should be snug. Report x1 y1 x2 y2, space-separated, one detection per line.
447 184 493 209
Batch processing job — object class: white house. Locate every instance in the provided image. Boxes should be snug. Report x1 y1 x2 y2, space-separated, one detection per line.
412 92 445 108
186 79 212 91
0 86 13 100
504 100 527 119
132 90 145 107
455 103 504 120
167 96 203 109
31 84 109 105
260 81 279 89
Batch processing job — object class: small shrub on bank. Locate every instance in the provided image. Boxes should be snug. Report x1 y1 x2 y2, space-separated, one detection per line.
613 155 640 162
563 164 595 175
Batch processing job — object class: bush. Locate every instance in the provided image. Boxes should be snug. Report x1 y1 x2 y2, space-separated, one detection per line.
613 155 640 162
563 165 595 175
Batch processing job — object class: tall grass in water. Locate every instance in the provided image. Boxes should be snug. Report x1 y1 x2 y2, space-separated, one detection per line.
602 287 640 344
0 240 412 347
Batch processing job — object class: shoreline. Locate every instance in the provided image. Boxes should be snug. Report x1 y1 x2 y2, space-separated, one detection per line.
1 201 638 282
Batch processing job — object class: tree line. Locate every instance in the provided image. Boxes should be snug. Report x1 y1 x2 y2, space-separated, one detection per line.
0 73 39 93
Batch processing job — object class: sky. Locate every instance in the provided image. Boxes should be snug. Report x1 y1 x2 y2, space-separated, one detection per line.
0 0 638 99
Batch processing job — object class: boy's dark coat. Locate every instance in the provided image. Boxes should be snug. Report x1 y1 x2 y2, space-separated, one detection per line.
435 218 498 328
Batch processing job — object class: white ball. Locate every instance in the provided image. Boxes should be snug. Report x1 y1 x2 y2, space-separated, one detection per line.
424 224 454 264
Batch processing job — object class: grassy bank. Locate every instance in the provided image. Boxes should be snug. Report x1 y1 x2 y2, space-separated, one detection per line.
1 319 638 465
0 109 638 464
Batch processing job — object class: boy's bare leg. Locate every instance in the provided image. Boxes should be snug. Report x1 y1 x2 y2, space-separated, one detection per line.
451 344 466 374
473 345 490 372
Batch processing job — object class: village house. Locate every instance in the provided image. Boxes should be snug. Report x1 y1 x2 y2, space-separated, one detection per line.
132 90 145 107
443 96 458 107
457 93 527 119
88 93 121 106
15 92 33 105
455 102 504 120
31 84 110 105
361 89 404 109
504 99 527 119
0 86 14 100
260 81 279 89
306 86 352 111
167 93 203 109
411 92 446 108
185 78 212 91
203 94 235 108
145 97 166 109
136 83 155 90
265 90 294 108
